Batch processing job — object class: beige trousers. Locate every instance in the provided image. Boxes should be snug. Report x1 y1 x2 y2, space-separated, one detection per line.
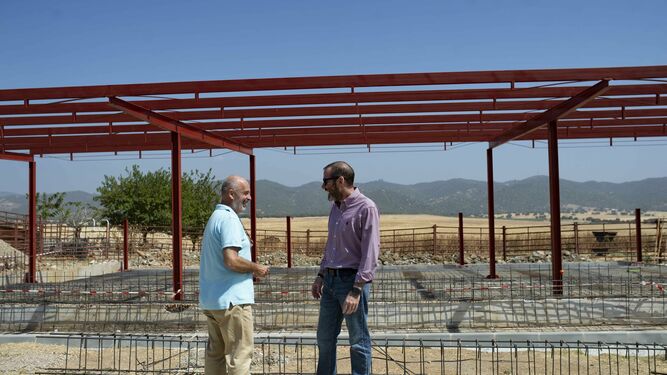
203 305 254 375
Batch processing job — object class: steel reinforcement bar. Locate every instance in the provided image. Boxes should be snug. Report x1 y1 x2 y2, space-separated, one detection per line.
25 333 667 374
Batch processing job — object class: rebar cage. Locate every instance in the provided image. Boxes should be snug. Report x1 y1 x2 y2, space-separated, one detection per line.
19 333 667 374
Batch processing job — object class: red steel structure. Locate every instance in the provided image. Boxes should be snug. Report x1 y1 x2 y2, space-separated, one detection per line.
2 65 667 296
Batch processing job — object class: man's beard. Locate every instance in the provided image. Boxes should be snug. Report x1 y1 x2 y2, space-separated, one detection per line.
327 186 341 202
232 199 247 213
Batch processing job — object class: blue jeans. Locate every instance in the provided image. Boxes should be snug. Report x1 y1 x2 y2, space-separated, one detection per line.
316 272 371 375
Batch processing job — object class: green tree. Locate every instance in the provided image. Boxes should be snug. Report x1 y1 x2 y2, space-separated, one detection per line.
182 169 220 249
29 192 67 221
95 165 219 244
95 165 172 242
63 201 96 240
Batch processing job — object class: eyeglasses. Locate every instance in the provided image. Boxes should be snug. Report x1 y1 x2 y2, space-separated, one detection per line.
322 175 341 184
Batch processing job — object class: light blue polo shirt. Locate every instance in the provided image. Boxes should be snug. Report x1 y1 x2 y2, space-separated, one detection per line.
199 204 254 310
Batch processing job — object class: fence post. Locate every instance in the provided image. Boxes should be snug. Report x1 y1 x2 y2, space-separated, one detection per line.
105 221 111 259
502 226 507 261
574 222 579 254
306 229 310 256
13 221 18 248
657 219 664 261
635 208 642 263
38 216 44 256
458 212 465 265
432 224 437 256
286 216 292 268
123 218 129 271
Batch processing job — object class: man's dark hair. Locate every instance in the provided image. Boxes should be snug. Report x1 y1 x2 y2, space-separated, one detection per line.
324 161 355 186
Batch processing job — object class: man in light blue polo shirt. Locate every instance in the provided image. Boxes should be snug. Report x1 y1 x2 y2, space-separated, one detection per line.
199 175 269 375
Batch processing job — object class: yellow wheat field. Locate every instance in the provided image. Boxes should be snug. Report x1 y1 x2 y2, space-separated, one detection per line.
243 214 547 231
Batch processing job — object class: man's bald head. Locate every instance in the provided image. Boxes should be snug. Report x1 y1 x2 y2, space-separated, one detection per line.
220 176 251 213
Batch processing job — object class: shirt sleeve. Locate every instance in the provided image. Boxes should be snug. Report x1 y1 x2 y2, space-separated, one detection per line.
356 205 380 283
220 214 244 250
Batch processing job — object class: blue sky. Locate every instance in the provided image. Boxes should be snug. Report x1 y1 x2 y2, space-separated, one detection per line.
1 0 666 194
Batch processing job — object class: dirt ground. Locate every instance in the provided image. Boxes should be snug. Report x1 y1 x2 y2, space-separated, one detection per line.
0 341 665 374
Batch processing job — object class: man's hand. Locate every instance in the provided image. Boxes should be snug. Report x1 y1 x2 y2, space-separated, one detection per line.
253 264 269 278
311 277 323 299
342 291 361 315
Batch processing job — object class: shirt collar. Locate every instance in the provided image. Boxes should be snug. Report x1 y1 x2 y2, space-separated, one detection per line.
216 203 235 214
339 187 360 209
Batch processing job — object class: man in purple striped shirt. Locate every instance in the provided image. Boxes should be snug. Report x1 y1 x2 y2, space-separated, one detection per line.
311 161 380 375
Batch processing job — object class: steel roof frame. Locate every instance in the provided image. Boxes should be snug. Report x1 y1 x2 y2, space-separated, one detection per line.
0 65 666 157
3 65 666 298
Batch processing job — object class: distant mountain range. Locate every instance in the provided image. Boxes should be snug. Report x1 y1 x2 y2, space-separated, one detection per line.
1 176 666 217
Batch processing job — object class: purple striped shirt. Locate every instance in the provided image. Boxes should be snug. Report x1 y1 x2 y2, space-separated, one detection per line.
318 188 380 283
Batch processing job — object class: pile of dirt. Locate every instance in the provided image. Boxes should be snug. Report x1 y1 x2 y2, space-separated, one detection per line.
128 245 201 268
0 239 25 271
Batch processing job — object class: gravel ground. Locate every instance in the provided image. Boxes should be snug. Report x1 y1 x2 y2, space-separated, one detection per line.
1 340 665 374
0 342 73 374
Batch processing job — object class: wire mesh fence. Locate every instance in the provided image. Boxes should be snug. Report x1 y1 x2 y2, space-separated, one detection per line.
17 333 667 374
1 211 666 281
1 264 666 332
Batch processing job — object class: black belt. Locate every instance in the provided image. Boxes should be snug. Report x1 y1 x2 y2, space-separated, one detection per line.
326 268 357 276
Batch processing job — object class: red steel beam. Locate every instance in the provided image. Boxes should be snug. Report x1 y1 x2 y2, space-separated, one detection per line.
1 65 666 101
108 97 253 155
286 216 292 268
4 116 667 140
0 151 33 162
171 132 184 301
123 218 129 271
635 208 643 263
28 161 37 283
458 212 465 265
486 148 498 279
249 154 257 263
2 96 662 122
2 107 667 134
10 125 667 155
548 120 563 296
5 119 666 149
2 83 665 117
490 80 610 149
6 106 667 133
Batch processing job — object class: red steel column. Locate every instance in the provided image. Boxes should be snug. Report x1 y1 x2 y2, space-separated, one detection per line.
171 132 183 301
286 216 292 268
249 155 257 263
458 212 465 265
548 121 564 295
123 218 129 271
635 208 642 263
486 148 498 279
28 161 36 283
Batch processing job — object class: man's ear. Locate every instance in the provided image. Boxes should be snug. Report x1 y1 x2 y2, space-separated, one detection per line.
221 189 233 203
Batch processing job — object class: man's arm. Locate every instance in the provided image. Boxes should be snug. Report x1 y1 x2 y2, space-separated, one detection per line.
343 205 380 315
355 205 380 284
223 247 269 277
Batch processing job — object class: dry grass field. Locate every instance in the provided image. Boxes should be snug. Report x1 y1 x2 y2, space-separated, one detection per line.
243 210 667 232
242 214 550 232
